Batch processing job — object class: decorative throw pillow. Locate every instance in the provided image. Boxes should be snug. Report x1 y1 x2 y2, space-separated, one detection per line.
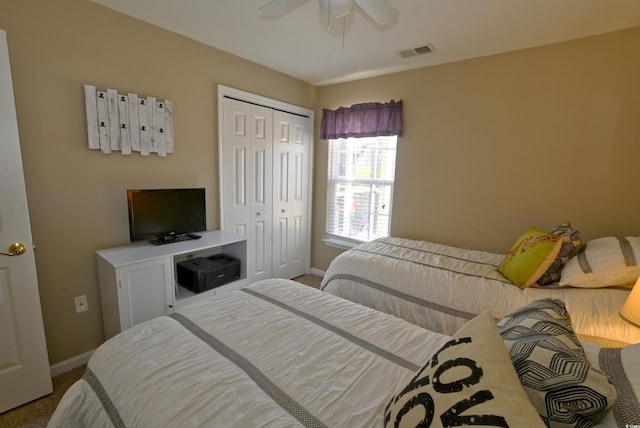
559 236 640 288
536 222 583 286
384 311 544 428
498 227 563 288
497 299 617 428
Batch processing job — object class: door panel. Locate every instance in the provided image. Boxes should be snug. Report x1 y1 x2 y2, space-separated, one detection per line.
221 97 273 283
252 220 268 278
0 29 52 413
272 110 310 279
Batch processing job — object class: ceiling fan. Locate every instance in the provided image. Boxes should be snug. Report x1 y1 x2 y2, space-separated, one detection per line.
259 0 399 27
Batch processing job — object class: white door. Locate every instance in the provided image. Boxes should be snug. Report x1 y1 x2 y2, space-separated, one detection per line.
272 110 310 279
0 29 52 413
221 97 273 283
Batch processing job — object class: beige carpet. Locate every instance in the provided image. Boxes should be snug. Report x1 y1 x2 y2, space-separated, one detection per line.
0 274 323 426
292 273 323 289
0 364 86 428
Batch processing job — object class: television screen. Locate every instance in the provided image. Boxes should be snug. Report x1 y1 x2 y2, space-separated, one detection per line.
127 188 206 244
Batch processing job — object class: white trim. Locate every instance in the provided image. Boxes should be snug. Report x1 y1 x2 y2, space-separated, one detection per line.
322 236 360 250
50 349 94 377
309 267 325 277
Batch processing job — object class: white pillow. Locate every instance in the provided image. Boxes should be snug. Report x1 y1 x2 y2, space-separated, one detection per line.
384 311 544 428
560 236 640 288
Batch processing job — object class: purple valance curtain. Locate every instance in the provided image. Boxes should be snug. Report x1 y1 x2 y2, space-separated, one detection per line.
320 100 403 140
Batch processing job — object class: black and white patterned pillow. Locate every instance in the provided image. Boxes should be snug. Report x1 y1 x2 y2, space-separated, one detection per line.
498 299 617 428
384 311 544 428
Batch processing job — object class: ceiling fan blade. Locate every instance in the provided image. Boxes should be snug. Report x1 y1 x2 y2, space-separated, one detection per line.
259 0 311 18
355 0 398 25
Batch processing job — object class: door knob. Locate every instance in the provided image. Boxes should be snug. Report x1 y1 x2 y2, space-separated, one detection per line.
1 242 27 256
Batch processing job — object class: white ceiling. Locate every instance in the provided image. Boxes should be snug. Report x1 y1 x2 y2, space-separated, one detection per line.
89 0 640 86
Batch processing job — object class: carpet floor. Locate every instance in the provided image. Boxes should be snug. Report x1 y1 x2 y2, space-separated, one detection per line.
0 274 323 427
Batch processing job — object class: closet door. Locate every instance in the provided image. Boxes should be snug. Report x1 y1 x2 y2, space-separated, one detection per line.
221 97 273 283
272 110 310 279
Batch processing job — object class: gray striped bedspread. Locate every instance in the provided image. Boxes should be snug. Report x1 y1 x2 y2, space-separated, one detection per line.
47 279 450 427
47 279 639 427
321 237 640 346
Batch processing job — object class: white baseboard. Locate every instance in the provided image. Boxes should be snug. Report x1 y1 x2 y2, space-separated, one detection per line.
50 349 94 377
309 267 325 277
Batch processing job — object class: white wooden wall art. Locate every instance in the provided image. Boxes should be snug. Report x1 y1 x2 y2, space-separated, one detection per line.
84 84 174 156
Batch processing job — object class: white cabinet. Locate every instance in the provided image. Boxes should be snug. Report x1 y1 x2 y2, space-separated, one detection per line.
218 85 313 284
96 230 247 339
115 258 174 333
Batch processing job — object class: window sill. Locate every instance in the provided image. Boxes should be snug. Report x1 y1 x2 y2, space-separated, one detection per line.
322 237 361 250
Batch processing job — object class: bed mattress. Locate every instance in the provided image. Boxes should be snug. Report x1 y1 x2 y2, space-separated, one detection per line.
321 237 640 346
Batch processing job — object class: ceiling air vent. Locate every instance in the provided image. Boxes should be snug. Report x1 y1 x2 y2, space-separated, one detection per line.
397 44 436 58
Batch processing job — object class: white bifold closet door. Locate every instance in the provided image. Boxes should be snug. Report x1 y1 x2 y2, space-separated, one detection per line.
272 110 310 279
220 90 311 284
221 97 274 283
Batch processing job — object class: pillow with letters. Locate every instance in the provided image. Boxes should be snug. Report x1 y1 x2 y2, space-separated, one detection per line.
384 311 544 428
498 227 562 288
498 299 617 428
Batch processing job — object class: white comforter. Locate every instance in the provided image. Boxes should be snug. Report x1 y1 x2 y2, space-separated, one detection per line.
321 237 640 346
47 279 451 427
47 279 640 427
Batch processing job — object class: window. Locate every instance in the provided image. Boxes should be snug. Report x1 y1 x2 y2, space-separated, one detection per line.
326 136 397 245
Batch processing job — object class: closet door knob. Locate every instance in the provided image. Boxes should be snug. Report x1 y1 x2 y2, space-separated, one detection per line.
281 209 286 213
256 211 262 216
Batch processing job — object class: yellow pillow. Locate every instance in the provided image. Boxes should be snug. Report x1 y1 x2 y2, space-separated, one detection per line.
498 227 562 288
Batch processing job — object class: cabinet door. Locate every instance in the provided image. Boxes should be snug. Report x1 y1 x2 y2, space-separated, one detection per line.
272 110 310 279
117 258 173 331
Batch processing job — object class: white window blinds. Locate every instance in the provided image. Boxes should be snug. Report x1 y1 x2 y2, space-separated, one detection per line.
326 136 397 243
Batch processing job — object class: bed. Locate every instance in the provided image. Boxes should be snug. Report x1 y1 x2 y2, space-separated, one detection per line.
48 279 639 428
321 236 640 347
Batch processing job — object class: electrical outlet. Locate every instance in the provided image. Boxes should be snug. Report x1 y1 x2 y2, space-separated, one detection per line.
74 295 88 313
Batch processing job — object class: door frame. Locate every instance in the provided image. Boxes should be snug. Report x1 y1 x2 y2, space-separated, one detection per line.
217 85 314 278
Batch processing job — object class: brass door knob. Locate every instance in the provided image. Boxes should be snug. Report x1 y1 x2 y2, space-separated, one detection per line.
1 243 27 256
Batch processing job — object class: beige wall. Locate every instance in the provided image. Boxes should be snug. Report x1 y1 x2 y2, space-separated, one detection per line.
3 0 640 366
0 0 315 364
313 27 640 271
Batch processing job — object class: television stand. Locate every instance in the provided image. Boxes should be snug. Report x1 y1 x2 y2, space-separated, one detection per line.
96 230 247 339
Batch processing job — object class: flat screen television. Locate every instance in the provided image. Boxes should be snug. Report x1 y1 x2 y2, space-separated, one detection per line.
127 188 206 245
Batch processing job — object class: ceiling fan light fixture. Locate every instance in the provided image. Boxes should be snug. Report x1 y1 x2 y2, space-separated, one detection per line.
319 0 354 19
